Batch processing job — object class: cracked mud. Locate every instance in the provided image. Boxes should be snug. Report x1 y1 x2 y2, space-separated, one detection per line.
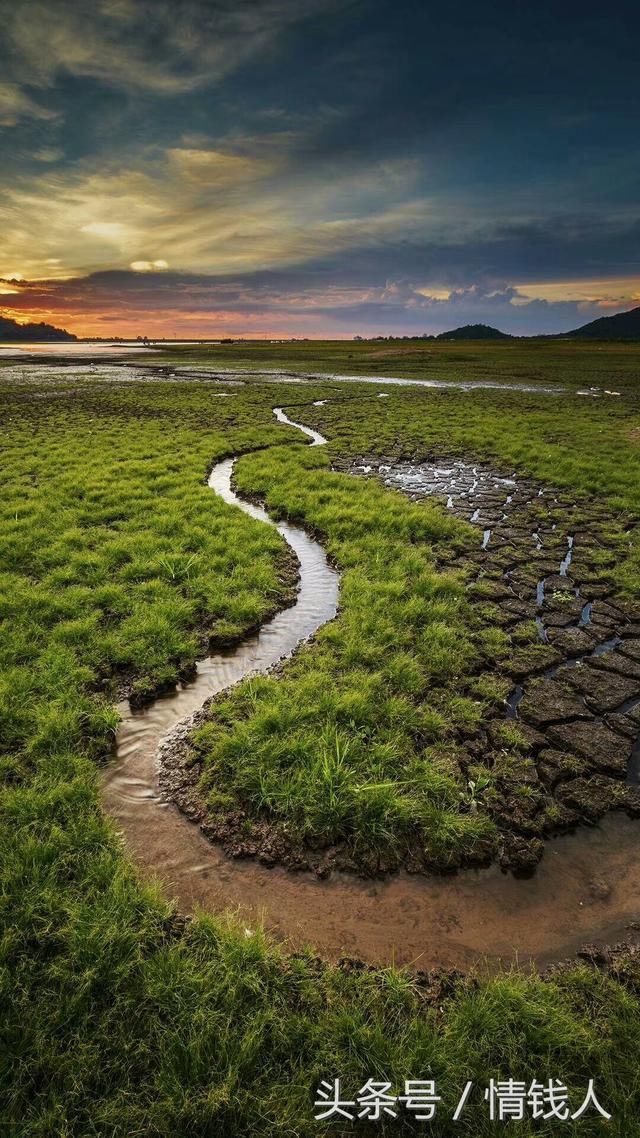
343 454 640 871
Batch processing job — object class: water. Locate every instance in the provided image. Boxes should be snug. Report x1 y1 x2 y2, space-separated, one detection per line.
506 684 524 718
187 367 567 395
535 616 548 643
592 637 622 657
273 406 327 446
559 536 574 577
0 341 157 357
579 602 593 627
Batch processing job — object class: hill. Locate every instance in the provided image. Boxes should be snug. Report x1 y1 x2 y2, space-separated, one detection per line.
564 305 640 340
436 323 512 341
0 315 77 342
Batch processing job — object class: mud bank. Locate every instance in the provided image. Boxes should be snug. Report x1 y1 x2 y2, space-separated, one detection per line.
105 745 640 971
0 359 565 394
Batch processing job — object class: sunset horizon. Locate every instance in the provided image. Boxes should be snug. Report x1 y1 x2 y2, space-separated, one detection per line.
2 0 640 340
4 270 640 341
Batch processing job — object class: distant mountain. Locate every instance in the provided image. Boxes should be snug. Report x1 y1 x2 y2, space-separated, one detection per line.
436 323 512 341
0 315 76 342
564 305 640 340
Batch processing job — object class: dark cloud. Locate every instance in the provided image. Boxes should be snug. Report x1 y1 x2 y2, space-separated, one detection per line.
0 0 343 97
2 266 634 338
1 1 639 333
297 215 640 289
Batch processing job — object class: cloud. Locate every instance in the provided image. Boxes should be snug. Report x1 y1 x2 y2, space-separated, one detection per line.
33 147 64 163
0 0 342 98
2 0 639 340
130 260 169 272
166 148 275 187
2 267 638 339
80 221 133 242
0 143 424 280
3 129 640 332
306 281 601 336
0 80 59 126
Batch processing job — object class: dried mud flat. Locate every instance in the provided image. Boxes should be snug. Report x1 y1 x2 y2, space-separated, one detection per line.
341 454 640 871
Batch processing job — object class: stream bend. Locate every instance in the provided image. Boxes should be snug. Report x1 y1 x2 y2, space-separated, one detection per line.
102 406 640 971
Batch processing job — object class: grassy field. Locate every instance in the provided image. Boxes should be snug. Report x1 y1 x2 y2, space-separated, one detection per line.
188 375 640 873
2 348 640 1135
197 439 497 873
145 334 640 392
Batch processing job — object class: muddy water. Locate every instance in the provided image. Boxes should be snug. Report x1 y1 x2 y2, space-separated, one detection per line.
103 409 640 971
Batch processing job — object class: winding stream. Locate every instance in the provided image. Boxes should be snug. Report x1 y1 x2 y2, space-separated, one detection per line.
102 406 640 971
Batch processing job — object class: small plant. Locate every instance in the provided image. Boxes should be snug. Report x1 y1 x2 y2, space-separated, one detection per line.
157 552 199 583
461 773 491 812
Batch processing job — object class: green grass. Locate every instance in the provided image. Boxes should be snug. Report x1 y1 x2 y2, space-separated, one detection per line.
2 354 640 1135
294 379 640 594
195 441 496 869
139 334 640 394
191 375 640 865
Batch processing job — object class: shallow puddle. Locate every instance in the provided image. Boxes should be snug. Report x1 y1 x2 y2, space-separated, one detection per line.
102 784 640 969
1 360 600 401
0 342 157 358
182 366 567 395
368 458 526 512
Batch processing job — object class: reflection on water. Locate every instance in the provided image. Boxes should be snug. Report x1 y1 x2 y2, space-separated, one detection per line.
0 342 158 357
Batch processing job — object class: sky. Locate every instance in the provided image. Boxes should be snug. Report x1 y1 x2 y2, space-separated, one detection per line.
1 0 639 339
